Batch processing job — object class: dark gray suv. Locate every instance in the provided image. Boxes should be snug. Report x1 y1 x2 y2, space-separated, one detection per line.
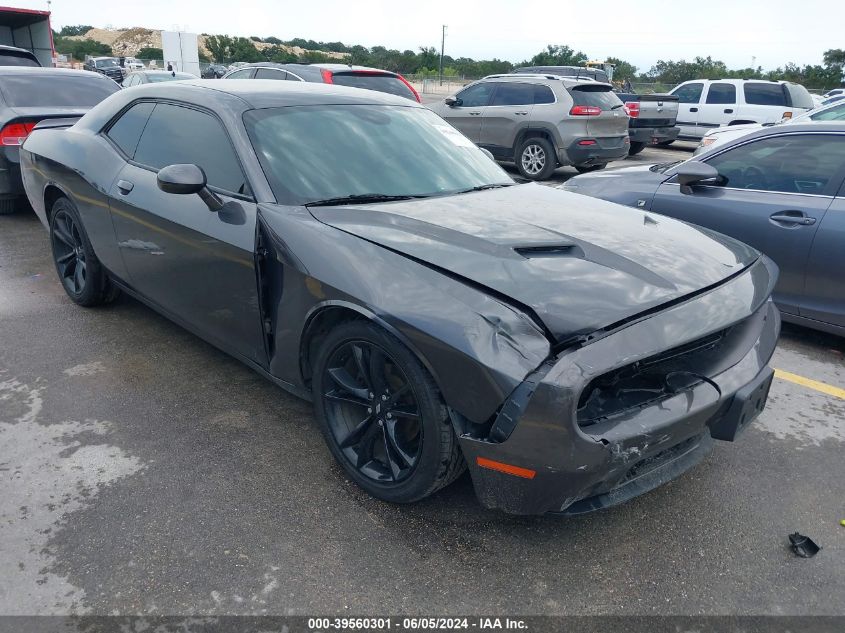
429 74 630 180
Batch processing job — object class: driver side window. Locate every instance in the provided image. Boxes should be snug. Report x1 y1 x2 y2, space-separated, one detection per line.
455 83 494 108
706 135 845 195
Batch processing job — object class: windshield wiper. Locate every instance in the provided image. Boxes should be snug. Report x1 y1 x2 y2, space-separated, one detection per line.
451 183 516 195
305 193 428 207
650 160 683 174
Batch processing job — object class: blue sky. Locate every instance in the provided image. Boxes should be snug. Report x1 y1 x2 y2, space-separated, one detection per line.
23 0 844 72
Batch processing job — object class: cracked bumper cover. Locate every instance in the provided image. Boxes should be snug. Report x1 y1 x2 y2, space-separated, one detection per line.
458 256 780 515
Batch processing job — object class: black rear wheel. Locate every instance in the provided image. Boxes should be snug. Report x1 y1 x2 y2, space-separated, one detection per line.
312 321 465 503
49 197 120 306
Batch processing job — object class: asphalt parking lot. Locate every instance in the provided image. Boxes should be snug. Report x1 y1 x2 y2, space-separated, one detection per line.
1 142 844 617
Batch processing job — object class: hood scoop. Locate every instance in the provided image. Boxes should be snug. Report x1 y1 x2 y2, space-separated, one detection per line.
514 243 584 259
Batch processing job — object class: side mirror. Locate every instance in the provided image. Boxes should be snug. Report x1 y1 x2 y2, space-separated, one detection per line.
444 96 460 107
480 148 495 161
157 164 223 211
669 161 721 194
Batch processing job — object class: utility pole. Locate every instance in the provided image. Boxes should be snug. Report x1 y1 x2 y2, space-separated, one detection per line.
439 25 447 86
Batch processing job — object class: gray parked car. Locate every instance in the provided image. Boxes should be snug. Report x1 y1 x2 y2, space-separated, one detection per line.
561 122 845 336
122 70 195 86
222 62 420 102
428 74 630 180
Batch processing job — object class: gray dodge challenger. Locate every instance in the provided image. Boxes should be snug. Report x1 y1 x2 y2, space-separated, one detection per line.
20 80 780 515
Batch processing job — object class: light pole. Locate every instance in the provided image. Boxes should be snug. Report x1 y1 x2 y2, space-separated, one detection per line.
439 24 447 86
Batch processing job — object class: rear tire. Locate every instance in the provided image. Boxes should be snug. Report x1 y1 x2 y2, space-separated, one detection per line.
656 140 675 147
0 198 17 215
312 321 465 504
575 164 606 174
628 141 647 155
515 137 557 181
49 197 120 307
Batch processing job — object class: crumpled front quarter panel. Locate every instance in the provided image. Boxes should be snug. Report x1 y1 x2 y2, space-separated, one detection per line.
257 204 552 424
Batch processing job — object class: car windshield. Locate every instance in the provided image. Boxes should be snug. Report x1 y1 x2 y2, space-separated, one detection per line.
244 105 512 206
96 59 119 68
0 74 120 107
146 72 193 82
0 53 39 67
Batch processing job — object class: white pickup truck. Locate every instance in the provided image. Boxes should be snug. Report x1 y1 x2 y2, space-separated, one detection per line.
668 79 814 141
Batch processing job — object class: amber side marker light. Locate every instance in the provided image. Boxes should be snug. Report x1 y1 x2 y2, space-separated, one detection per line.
476 456 536 479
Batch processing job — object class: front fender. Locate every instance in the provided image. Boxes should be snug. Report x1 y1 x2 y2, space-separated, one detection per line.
258 204 552 425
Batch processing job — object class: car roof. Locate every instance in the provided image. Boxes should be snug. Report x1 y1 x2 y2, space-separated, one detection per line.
0 66 111 79
680 78 800 86
477 73 609 88
234 62 398 76
124 79 421 108
0 44 36 55
701 121 845 152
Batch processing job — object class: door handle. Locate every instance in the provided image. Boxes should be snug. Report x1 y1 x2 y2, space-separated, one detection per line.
724 108 734 114
468 111 481 116
690 107 698 112
514 111 529 115
117 179 134 194
769 211 816 226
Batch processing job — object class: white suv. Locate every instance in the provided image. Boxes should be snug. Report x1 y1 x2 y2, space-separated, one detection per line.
668 79 814 141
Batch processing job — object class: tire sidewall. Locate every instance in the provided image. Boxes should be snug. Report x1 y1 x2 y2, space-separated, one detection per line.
312 321 455 504
516 137 556 180
49 197 102 305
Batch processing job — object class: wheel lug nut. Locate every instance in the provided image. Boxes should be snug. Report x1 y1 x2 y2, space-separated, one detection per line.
368 392 374 399
378 419 384 426
386 413 393 419
381 394 388 401
367 408 372 414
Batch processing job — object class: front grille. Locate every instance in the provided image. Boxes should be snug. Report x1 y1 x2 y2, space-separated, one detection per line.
576 330 728 427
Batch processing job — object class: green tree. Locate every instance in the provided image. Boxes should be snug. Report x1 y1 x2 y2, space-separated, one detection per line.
58 25 93 37
205 35 262 64
524 45 588 67
605 57 637 81
54 36 112 60
136 47 162 60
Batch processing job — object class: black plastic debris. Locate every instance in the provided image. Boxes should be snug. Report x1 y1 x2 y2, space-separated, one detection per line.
789 532 821 558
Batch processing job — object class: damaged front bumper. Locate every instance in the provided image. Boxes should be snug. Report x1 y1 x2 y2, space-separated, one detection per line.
457 256 781 515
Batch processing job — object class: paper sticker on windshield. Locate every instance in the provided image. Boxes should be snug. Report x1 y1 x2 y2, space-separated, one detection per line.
434 125 476 148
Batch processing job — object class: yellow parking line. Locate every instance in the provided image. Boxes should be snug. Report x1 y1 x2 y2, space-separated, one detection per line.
774 369 845 400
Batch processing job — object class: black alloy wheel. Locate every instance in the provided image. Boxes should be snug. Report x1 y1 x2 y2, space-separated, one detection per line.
312 321 465 503
49 197 120 306
51 206 88 296
322 339 423 484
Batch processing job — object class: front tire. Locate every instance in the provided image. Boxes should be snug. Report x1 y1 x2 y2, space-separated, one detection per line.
312 321 465 504
515 137 557 181
0 198 17 215
575 163 606 174
628 141 646 155
49 197 120 307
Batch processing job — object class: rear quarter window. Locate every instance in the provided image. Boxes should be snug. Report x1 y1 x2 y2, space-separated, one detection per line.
569 85 622 110
0 74 119 107
743 83 787 106
0 53 39 67
330 73 416 101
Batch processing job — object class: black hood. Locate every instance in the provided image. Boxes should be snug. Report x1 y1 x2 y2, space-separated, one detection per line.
310 184 758 340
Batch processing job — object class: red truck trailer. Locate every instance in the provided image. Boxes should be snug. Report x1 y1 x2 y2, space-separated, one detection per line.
0 6 54 67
